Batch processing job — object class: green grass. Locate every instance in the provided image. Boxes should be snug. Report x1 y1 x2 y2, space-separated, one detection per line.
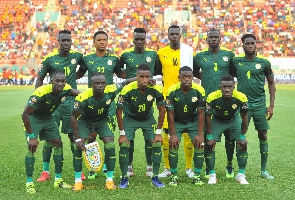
1 84 294 200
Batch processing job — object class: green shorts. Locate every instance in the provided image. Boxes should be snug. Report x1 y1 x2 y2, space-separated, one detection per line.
53 96 74 134
76 118 115 140
24 115 60 142
168 121 200 142
248 104 270 131
123 115 157 141
211 115 241 142
108 101 117 129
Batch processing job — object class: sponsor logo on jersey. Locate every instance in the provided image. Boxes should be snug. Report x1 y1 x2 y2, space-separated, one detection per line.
223 56 228 61
146 57 151 62
71 59 76 64
255 64 261 69
174 97 179 101
238 62 244 66
203 58 207 61
192 97 198 102
107 60 112 65
106 99 111 105
147 95 153 101
131 97 137 101
88 105 94 109
89 61 94 65
232 104 237 109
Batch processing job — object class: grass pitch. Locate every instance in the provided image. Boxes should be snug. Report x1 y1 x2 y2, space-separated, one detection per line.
0 84 294 200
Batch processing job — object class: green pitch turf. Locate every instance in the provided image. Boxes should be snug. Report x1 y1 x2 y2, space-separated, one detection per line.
0 84 294 200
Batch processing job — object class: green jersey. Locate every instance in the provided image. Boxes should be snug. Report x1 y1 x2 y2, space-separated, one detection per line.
27 84 72 119
74 84 122 122
80 52 122 87
117 81 165 121
206 90 248 121
193 47 235 96
120 47 160 78
166 82 206 123
232 54 273 104
39 50 85 89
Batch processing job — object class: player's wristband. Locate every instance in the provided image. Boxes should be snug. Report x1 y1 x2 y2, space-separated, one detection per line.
155 129 162 135
206 134 213 140
75 138 82 143
28 133 35 139
239 134 246 140
119 130 126 136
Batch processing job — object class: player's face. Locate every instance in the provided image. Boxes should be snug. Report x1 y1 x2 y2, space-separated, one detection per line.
91 75 106 94
137 70 151 89
52 73 66 93
242 37 256 55
168 28 181 45
94 34 108 51
179 70 193 88
58 33 72 52
220 80 235 101
207 30 220 49
133 33 146 49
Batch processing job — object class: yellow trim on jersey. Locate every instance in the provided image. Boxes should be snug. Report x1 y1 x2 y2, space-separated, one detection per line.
76 88 93 102
105 84 117 93
166 82 206 97
43 49 82 61
198 46 233 54
207 90 247 103
84 52 119 58
33 83 71 97
120 47 156 56
235 53 270 62
120 81 162 95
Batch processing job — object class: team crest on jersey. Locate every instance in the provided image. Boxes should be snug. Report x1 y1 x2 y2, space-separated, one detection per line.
147 95 153 101
118 96 124 103
232 104 237 109
107 60 112 65
71 59 76 64
206 103 210 110
106 99 111 105
255 64 261 69
61 96 66 102
74 102 79 109
192 97 198 102
223 56 228 61
29 97 38 105
146 57 151 62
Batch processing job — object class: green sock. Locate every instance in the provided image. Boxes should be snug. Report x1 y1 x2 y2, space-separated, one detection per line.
260 140 268 172
53 147 63 174
42 141 52 171
103 164 107 171
225 140 235 167
145 140 152 166
25 151 35 178
206 148 215 172
193 149 204 176
128 140 134 166
168 148 178 175
236 144 248 174
204 144 209 171
151 142 162 176
55 173 62 179
107 171 114 179
26 177 33 183
119 142 129 177
194 168 202 176
104 142 116 172
70 141 75 154
73 145 82 172
170 168 178 176
74 172 81 179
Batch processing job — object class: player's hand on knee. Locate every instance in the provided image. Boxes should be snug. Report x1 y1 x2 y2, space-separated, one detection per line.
75 138 86 150
194 134 204 150
154 134 163 144
28 138 39 154
118 135 128 145
169 135 179 149
206 140 215 152
238 139 247 152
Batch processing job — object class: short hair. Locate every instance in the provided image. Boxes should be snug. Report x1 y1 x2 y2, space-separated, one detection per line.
93 31 108 40
58 29 71 36
241 33 256 43
137 63 150 72
179 66 192 74
220 75 234 82
207 28 220 35
168 25 180 32
91 72 104 78
134 28 146 34
52 70 65 78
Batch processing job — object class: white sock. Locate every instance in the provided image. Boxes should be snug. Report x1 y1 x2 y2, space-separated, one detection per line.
106 177 113 182
75 178 82 183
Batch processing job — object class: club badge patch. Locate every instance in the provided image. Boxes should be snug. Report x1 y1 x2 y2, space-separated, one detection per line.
71 59 76 64
147 95 153 101
255 64 261 69
192 97 198 102
232 104 237 109
74 102 80 109
29 97 38 105
108 60 112 65
146 57 151 62
223 56 228 61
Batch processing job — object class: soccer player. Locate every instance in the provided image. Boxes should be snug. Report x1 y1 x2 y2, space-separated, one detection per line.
231 33 276 180
70 73 136 190
119 28 160 177
22 71 80 194
205 75 249 184
76 30 125 179
35 30 87 181
193 28 236 179
116 64 165 188
166 66 206 186
155 25 195 178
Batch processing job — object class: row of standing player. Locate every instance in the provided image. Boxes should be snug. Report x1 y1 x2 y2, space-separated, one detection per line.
23 25 275 193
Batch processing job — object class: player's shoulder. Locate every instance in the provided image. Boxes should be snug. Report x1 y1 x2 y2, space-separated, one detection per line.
120 47 135 56
148 84 163 94
145 47 157 53
70 49 83 56
76 88 93 102
105 84 118 93
191 83 205 95
232 90 248 102
83 52 96 59
63 83 71 91
167 82 181 96
120 81 137 95
256 54 271 63
157 45 170 54
207 90 222 102
233 53 245 61
220 47 235 55
107 52 119 59
43 49 59 61
32 84 53 97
